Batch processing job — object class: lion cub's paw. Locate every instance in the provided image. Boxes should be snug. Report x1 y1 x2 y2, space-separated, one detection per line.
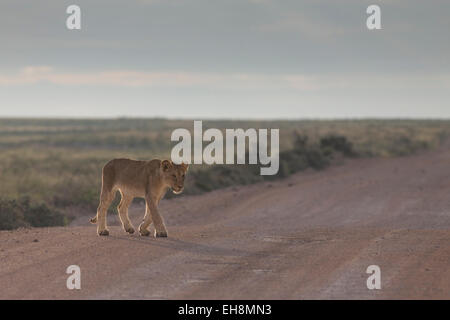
139 228 151 237
155 230 168 238
125 227 135 234
98 229 110 236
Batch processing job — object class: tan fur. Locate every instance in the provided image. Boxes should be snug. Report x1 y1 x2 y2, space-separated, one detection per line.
90 158 188 237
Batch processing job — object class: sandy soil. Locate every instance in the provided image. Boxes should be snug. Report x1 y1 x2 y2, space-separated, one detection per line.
0 145 449 299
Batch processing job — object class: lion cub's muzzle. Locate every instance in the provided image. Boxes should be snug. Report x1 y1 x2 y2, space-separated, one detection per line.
172 185 184 194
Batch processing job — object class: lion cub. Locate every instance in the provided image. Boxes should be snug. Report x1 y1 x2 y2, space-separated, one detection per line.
90 158 188 237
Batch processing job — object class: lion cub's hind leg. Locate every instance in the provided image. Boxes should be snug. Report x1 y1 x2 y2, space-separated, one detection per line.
118 191 135 234
92 162 117 236
96 189 115 236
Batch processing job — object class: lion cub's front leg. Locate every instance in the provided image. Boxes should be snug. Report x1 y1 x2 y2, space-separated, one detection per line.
139 203 152 237
139 196 168 237
117 194 135 234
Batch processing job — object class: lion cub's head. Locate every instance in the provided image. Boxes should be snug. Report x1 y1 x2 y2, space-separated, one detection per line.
160 160 189 194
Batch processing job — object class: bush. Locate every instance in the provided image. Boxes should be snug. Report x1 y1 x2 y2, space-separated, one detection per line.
387 136 429 156
20 197 68 227
0 197 68 230
0 198 28 230
320 135 355 156
291 133 330 170
183 132 349 192
305 147 330 169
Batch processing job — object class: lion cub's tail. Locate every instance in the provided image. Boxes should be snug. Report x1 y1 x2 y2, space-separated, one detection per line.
90 216 97 224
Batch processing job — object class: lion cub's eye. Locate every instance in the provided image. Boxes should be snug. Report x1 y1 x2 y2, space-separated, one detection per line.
172 174 177 179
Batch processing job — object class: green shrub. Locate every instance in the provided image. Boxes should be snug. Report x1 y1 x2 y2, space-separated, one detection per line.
0 197 68 230
320 135 355 156
0 198 28 230
20 197 68 227
182 132 342 191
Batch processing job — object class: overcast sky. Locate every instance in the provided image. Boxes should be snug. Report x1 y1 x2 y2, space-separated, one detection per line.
0 0 449 119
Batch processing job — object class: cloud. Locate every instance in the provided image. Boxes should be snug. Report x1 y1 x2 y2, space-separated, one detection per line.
0 66 330 90
257 11 351 38
1 66 449 94
0 66 214 87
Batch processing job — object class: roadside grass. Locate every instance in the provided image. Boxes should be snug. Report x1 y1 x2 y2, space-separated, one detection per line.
0 118 448 230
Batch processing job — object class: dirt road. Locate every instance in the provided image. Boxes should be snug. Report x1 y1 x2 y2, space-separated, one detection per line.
1 146 449 299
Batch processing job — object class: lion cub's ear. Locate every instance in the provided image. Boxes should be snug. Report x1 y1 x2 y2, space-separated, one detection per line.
181 162 189 172
161 160 173 172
